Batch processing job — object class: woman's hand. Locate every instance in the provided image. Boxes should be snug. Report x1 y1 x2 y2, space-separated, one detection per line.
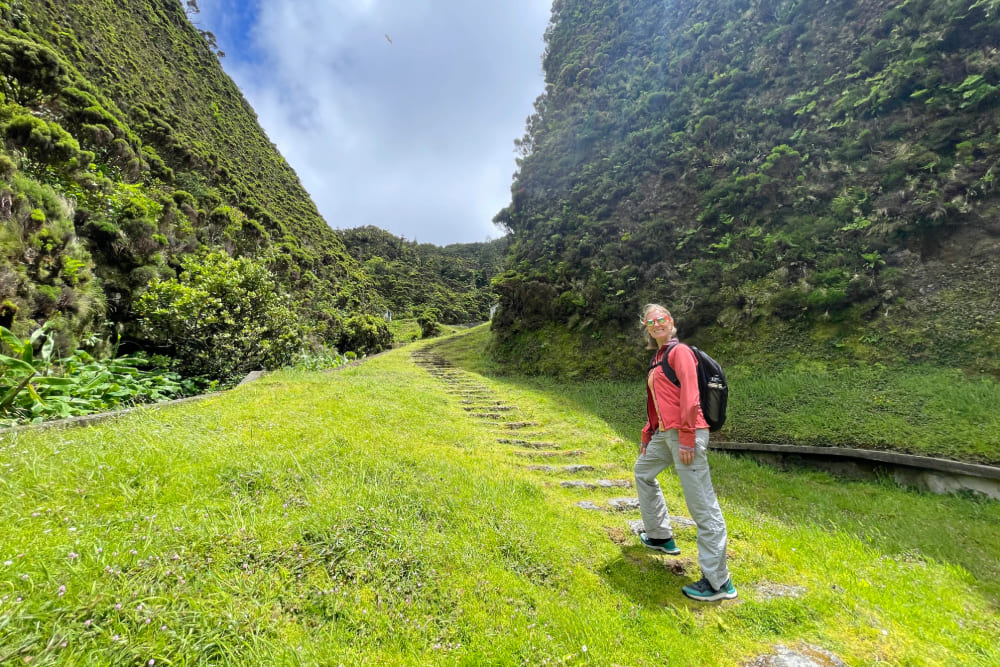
678 446 694 465
639 441 648 456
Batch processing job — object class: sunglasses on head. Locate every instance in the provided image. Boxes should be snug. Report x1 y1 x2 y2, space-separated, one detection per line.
644 316 671 327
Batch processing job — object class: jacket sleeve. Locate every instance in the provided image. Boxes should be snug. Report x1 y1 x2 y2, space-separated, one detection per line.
671 345 701 449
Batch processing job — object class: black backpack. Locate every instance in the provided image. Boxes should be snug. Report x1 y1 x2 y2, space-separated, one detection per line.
650 343 728 432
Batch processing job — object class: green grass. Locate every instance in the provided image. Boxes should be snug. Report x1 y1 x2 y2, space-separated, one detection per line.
725 361 1000 463
388 318 476 347
387 317 422 344
1 326 998 665
468 322 1000 465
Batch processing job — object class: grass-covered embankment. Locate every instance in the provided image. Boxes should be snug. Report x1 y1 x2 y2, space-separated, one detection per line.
723 360 1000 464
1 326 998 665
487 322 1000 465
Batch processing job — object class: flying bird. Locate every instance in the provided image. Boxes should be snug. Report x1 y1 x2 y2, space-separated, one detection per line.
385 33 392 44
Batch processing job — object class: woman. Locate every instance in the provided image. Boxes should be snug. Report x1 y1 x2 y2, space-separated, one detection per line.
635 303 737 601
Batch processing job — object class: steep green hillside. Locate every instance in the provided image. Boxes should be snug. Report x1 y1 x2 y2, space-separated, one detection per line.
494 0 1000 377
0 0 380 363
337 226 506 324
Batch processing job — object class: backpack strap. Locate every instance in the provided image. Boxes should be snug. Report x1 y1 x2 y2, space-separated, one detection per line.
650 342 681 387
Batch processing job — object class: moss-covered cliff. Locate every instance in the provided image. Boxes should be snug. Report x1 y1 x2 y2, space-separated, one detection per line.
494 0 1000 377
0 0 380 357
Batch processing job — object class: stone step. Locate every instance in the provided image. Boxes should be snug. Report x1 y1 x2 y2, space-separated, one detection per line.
513 449 585 458
469 412 512 420
527 464 595 473
560 479 633 489
497 439 558 449
576 497 642 511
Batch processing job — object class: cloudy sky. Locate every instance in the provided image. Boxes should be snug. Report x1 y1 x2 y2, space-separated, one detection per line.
193 0 551 246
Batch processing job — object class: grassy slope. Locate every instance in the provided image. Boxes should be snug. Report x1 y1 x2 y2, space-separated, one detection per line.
0 327 997 665
485 321 1000 465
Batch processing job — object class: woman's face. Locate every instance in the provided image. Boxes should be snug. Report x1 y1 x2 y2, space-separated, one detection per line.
644 307 674 345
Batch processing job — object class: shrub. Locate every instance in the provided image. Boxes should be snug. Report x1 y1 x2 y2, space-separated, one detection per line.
0 153 14 181
417 307 443 338
0 35 67 105
339 314 392 355
3 114 81 166
134 251 307 383
0 325 187 425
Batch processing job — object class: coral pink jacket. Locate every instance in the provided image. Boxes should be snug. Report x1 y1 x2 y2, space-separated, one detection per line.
642 340 708 449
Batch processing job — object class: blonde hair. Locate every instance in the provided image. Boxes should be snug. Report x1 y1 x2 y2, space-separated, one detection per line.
640 303 677 349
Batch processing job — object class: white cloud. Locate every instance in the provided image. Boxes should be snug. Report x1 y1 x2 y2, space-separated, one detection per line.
196 0 550 244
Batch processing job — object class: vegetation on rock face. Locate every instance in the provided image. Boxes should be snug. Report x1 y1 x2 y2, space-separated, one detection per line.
494 0 1000 378
0 0 387 381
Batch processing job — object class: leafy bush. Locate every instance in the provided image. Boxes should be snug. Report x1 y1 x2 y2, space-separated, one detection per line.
3 114 84 168
417 307 443 339
0 34 67 105
134 251 307 383
0 170 104 352
338 313 392 356
0 325 186 425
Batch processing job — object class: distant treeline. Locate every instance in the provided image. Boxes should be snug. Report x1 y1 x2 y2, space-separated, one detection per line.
335 226 506 325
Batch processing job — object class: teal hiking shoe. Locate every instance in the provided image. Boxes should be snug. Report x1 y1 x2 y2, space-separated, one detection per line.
682 576 738 601
639 532 680 555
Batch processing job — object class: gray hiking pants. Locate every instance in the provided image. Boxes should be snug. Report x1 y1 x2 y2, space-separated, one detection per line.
634 428 731 589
